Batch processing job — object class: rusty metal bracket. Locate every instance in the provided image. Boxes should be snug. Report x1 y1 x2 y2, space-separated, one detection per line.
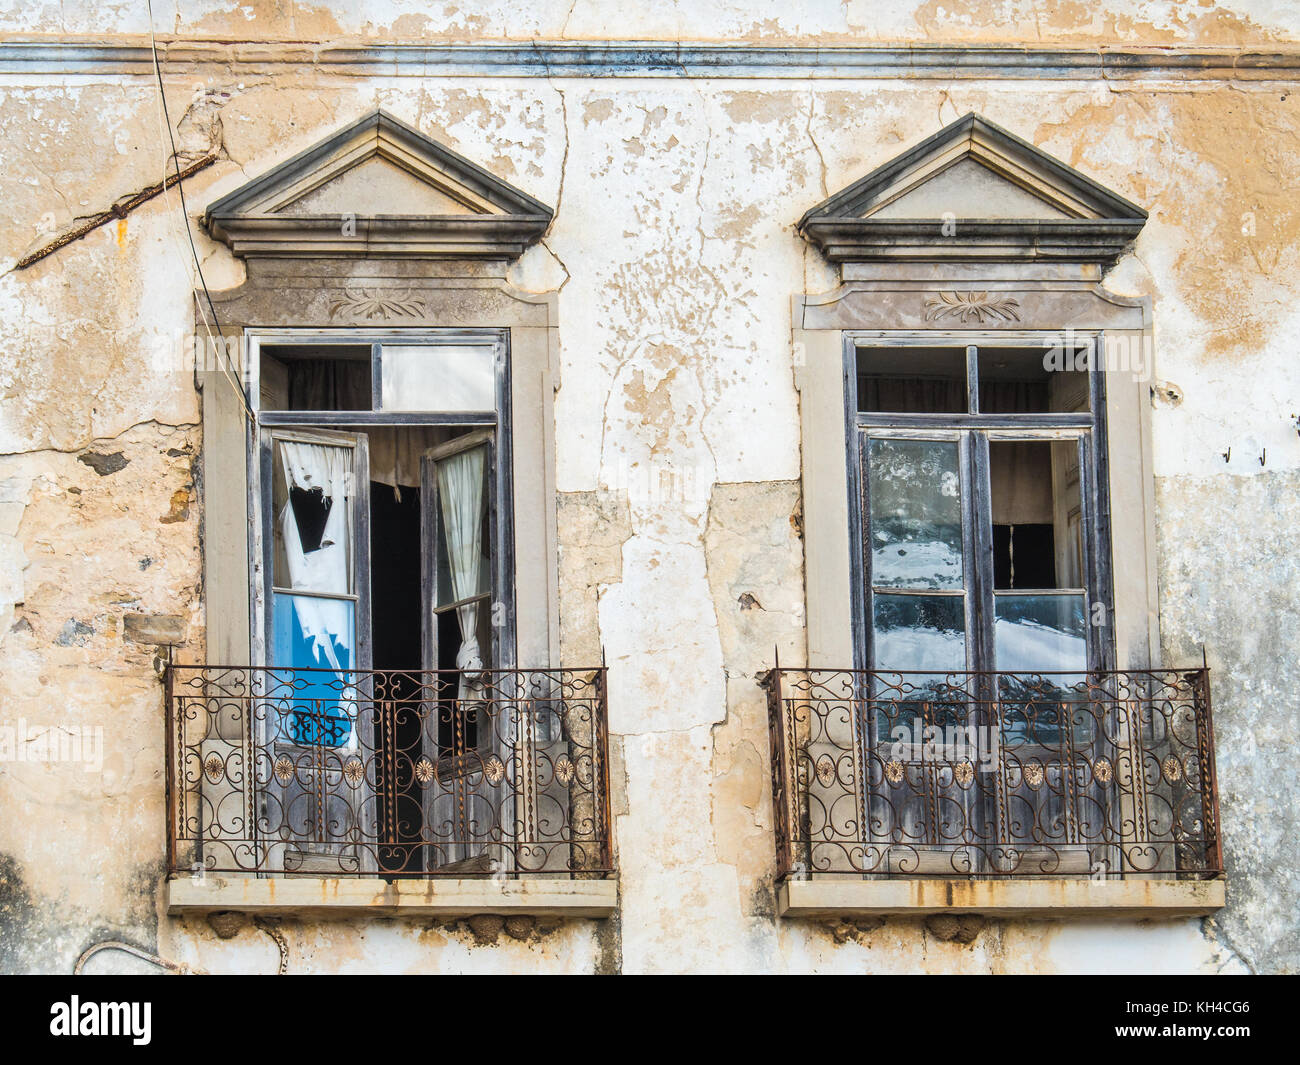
15 151 219 270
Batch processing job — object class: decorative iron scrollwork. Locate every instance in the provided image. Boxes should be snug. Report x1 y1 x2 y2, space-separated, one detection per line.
166 666 613 878
764 667 1221 879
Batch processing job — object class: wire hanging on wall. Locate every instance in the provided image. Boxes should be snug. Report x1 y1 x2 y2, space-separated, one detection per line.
146 0 253 425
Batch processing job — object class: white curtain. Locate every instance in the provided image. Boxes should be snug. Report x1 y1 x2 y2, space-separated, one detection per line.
277 440 353 670
436 447 487 699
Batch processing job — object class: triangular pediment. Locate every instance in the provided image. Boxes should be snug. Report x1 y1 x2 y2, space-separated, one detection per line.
868 156 1073 221
275 156 484 217
204 110 553 259
799 113 1146 265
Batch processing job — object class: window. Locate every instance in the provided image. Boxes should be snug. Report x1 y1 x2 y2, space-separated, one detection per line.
848 335 1110 874
251 331 513 875
850 336 1106 679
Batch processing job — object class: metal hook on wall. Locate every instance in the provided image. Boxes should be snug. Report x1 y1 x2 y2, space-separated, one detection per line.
74 940 204 975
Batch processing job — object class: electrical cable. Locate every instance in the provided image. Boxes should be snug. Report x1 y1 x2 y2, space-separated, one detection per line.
145 0 254 423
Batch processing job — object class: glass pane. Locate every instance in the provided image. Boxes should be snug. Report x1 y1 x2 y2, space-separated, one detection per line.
381 344 495 412
995 593 1088 745
867 438 963 590
977 344 1091 413
271 593 356 746
994 593 1087 673
872 594 966 673
857 346 967 414
872 594 967 735
989 439 1084 589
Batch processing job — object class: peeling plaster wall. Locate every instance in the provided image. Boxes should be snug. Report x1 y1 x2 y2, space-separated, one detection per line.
1 14 1297 973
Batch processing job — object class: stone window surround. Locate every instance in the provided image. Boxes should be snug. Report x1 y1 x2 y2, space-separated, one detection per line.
192 261 620 918
784 112 1221 918
794 261 1161 673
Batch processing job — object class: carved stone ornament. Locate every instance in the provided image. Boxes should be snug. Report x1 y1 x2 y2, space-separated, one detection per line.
326 289 430 321
923 291 1022 323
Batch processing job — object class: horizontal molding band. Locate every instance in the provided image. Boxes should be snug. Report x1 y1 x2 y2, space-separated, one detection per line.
2 38 1300 80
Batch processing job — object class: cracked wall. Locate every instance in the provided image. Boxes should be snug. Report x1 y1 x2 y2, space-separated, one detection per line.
0 22 1297 973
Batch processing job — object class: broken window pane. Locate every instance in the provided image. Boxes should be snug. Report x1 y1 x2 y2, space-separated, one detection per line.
260 345 373 411
289 487 332 554
269 437 360 749
271 593 356 746
271 440 356 593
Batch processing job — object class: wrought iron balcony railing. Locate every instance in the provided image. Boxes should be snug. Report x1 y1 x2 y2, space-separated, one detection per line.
166 665 613 878
763 667 1222 880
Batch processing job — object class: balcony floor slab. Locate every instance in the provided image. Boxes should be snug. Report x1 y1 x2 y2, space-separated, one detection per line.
778 877 1225 919
167 875 618 918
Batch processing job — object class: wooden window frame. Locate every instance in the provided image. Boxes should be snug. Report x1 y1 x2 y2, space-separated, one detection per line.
245 327 517 675
842 330 1116 676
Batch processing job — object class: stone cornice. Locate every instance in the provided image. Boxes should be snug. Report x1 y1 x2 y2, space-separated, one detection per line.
798 112 1148 267
800 219 1148 264
2 37 1300 81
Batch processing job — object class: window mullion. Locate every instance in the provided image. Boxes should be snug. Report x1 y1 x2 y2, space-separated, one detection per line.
967 430 996 677
1076 432 1103 675
966 343 980 415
